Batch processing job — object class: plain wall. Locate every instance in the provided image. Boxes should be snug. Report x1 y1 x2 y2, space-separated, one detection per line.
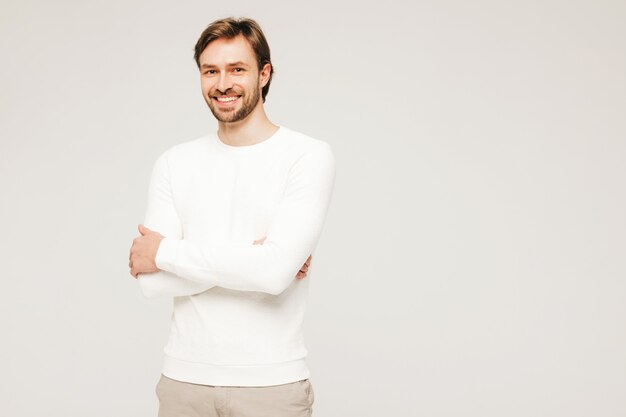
0 0 624 416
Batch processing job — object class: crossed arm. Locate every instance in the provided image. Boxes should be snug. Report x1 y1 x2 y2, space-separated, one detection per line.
131 232 312 298
132 142 335 299
131 149 209 298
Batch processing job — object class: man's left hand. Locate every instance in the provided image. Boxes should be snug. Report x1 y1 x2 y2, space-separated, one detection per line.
129 224 164 279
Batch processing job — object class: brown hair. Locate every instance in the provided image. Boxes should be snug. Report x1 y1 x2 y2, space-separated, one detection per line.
194 17 275 102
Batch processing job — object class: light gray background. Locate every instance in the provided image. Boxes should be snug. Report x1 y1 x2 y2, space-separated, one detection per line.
1 1 624 416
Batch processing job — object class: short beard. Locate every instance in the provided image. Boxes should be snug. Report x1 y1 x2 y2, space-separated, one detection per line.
207 83 261 123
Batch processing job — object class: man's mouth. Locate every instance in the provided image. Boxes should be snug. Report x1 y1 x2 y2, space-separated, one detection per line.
213 95 242 106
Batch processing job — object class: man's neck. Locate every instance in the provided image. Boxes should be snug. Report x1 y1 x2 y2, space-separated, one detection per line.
217 111 279 147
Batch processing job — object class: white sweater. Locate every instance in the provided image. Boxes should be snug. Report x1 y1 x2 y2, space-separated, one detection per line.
137 125 336 387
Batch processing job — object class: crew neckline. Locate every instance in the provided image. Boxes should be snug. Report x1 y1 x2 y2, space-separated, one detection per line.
213 125 284 154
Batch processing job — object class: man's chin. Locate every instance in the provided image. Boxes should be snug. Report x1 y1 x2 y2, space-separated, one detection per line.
207 106 235 123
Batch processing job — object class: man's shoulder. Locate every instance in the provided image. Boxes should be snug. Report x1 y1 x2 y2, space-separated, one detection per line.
278 126 335 177
279 125 333 155
158 134 210 162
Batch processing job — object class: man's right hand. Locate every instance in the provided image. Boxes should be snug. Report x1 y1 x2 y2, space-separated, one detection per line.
253 236 312 280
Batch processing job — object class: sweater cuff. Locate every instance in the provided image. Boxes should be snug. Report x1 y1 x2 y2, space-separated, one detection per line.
155 237 179 275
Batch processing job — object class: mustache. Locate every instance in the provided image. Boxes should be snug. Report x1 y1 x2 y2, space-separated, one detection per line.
212 89 242 97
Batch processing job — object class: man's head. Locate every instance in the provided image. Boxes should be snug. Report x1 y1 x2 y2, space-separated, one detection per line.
194 17 274 123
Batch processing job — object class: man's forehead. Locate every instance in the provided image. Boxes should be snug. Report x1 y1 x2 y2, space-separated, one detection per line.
200 60 252 69
199 36 255 66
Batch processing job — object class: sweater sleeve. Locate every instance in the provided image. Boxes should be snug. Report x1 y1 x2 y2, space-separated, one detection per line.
137 151 215 299
154 141 336 295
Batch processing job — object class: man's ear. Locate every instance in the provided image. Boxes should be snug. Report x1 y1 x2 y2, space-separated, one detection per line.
260 63 271 87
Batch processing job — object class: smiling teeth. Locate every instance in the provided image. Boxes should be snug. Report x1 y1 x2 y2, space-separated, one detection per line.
217 96 239 102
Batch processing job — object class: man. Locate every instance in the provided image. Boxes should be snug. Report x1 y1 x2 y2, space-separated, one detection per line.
128 16 336 417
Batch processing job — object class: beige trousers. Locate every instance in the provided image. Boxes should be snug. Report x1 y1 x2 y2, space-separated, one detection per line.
155 374 315 417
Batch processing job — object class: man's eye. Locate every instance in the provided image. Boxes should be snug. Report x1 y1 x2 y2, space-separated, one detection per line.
234 68 244 72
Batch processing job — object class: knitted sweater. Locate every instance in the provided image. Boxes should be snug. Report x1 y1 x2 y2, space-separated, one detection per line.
137 125 336 386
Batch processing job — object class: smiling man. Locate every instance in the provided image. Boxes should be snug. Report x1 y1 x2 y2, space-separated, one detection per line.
127 17 336 417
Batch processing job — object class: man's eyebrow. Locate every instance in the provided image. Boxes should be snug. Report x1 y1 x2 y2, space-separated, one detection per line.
200 61 250 69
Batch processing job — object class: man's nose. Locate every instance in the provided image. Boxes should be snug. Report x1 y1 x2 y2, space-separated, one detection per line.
216 72 233 94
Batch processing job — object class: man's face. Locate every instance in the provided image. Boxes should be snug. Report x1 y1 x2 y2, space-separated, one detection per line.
198 35 268 123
